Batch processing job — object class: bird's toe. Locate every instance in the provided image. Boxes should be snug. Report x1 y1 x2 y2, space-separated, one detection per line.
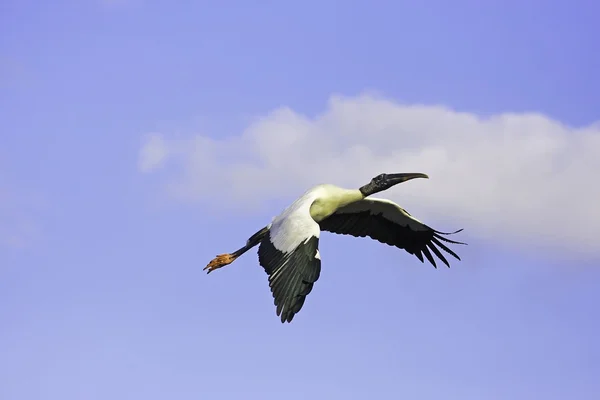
204 253 236 274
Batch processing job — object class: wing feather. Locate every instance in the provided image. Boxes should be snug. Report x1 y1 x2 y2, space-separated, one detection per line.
318 198 465 268
258 202 322 323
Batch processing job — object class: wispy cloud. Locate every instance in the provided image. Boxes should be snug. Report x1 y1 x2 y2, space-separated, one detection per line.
138 133 169 173
138 93 600 255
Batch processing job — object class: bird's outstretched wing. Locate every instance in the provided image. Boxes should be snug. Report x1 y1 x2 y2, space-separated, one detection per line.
258 205 322 323
319 198 465 268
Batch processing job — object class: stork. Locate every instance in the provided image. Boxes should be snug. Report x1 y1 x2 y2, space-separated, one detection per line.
204 173 465 323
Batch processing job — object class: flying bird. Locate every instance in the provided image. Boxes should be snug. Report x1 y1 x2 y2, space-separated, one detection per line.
204 172 465 323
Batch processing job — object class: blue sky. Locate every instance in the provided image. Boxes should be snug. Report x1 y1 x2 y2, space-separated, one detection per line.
1 0 599 399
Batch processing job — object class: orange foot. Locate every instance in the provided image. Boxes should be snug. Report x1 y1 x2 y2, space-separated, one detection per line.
204 253 237 274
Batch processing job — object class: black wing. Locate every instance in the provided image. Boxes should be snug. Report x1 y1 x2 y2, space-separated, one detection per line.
319 198 465 268
258 231 321 323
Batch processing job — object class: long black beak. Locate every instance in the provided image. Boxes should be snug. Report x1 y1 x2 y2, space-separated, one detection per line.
387 172 429 185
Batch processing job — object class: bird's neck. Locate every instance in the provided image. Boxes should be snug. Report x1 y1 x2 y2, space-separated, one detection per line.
335 189 365 208
359 182 381 197
309 189 364 222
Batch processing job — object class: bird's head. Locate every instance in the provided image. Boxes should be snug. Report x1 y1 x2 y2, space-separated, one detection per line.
359 172 429 197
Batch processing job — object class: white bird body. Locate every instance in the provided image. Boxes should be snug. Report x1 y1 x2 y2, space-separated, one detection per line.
267 185 324 254
205 173 465 323
268 184 363 253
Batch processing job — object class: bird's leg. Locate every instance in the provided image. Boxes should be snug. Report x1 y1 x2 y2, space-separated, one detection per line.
204 226 270 274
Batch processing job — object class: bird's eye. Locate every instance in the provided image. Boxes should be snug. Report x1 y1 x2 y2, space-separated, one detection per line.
374 174 386 183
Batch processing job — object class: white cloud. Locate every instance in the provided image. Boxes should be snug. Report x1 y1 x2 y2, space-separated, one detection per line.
138 93 600 255
138 133 169 173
